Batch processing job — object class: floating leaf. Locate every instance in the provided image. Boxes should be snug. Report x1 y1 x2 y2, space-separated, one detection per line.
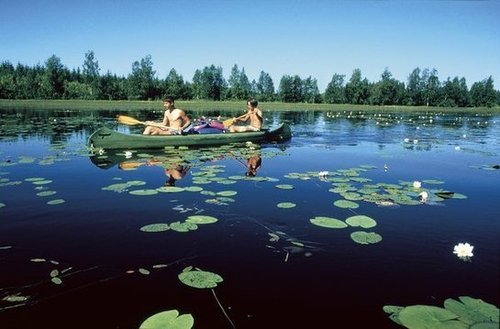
310 216 348 229
36 191 57 197
444 296 499 325
156 186 184 193
350 231 382 245
139 268 150 275
24 177 45 182
47 199 65 205
334 200 359 209
178 268 223 289
129 189 159 196
422 179 445 185
0 202 5 208
170 221 198 232
346 215 377 228
185 215 218 224
31 258 46 262
139 309 194 329
184 186 203 192
398 305 465 329
51 277 63 285
50 269 59 277
32 180 52 185
140 223 170 232
2 295 29 303
275 184 294 190
277 202 296 209
216 190 237 197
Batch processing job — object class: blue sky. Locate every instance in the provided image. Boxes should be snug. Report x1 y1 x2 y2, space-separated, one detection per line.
1 0 499 90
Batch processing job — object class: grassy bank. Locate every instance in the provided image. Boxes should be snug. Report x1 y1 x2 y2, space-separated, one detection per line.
0 99 498 113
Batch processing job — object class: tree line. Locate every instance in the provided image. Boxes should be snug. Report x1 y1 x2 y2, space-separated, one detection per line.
0 51 498 107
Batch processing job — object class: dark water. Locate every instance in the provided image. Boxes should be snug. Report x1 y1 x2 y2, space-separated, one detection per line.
0 108 498 328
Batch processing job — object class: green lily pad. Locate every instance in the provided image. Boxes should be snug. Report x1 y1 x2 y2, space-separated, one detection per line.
350 231 382 245
444 296 499 325
310 216 348 229
51 277 63 285
140 223 170 232
24 177 45 182
170 221 198 232
156 186 185 193
185 215 218 224
32 180 53 185
139 309 194 329
275 184 294 190
184 186 203 192
334 200 359 209
36 191 57 197
129 189 159 196
277 202 296 208
422 179 445 185
47 199 65 205
216 190 237 197
398 305 466 329
346 215 377 228
178 268 223 289
2 295 29 303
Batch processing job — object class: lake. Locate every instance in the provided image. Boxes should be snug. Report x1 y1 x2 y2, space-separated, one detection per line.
0 107 498 328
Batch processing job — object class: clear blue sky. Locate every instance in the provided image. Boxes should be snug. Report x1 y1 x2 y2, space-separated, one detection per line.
1 0 499 90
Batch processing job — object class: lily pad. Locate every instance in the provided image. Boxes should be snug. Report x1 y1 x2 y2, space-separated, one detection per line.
129 189 159 196
310 216 348 229
36 191 57 197
47 199 65 205
350 231 382 245
334 200 359 209
277 202 296 209
398 305 466 329
346 215 377 228
178 268 223 289
170 221 198 232
216 190 237 197
156 186 185 193
275 184 294 190
140 223 170 232
185 215 218 224
444 296 499 325
32 180 53 185
139 309 194 329
0 203 5 208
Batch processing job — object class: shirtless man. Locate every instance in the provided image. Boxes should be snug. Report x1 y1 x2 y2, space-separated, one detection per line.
143 97 191 135
229 98 263 133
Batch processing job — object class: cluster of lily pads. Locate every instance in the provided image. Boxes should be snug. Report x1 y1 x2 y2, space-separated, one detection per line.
140 215 218 233
384 296 499 329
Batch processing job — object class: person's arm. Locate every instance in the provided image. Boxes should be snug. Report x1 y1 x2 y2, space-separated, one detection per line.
162 111 169 126
179 110 191 131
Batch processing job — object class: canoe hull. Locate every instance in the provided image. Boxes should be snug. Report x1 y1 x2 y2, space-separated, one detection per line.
88 123 291 149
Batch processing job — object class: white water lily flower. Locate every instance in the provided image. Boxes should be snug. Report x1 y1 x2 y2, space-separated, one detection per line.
318 171 329 178
98 148 105 155
404 138 410 143
453 243 474 259
124 151 132 158
418 191 428 203
413 181 422 189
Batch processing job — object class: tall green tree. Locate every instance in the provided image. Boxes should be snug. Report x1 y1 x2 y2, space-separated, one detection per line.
127 55 157 100
0 61 16 99
302 76 321 103
82 50 100 99
470 76 496 107
324 74 345 104
256 71 275 101
191 65 226 100
279 75 304 102
227 64 251 100
440 77 469 107
407 68 424 106
345 69 370 104
371 68 405 105
42 55 66 99
422 68 441 106
164 68 189 99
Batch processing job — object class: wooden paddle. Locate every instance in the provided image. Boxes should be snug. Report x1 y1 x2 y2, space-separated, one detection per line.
116 115 176 131
223 113 248 128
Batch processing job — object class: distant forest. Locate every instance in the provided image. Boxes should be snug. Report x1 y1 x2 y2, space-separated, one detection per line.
1 51 498 107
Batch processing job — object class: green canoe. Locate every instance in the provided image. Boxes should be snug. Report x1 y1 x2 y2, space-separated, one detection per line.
88 123 291 149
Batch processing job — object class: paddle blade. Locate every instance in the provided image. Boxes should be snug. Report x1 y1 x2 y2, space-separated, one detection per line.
117 115 143 126
223 118 234 127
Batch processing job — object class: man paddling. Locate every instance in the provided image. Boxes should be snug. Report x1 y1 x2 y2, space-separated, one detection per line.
229 98 263 132
143 97 191 135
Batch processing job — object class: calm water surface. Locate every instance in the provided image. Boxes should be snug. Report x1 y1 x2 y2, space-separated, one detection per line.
0 108 499 328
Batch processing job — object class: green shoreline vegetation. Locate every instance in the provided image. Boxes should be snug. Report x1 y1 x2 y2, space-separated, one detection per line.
1 99 498 113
